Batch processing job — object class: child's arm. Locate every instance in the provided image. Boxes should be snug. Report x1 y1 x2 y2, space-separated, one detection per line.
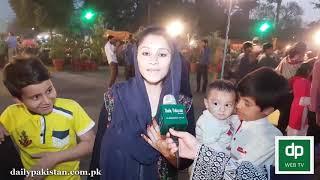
0 108 12 144
30 130 95 171
0 123 9 144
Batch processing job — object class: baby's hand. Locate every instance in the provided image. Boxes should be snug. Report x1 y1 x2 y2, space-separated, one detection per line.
0 124 9 144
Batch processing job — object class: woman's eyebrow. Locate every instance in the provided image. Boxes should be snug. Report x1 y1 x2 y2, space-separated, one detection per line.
139 46 150 50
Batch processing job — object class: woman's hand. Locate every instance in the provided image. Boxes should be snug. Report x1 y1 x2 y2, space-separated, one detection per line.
141 119 172 158
166 129 201 160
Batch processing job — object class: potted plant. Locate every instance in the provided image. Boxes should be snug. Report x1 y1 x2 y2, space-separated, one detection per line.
71 46 81 71
49 37 66 71
81 48 93 70
89 43 102 71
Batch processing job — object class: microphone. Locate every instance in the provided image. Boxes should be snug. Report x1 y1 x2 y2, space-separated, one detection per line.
159 94 188 168
159 95 188 135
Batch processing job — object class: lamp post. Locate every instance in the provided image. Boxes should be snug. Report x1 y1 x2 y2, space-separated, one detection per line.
220 0 233 79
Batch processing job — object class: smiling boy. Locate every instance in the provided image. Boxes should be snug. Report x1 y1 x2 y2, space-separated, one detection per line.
0 57 95 179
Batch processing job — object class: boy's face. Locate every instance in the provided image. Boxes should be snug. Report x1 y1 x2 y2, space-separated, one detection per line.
204 89 236 120
236 96 271 121
19 80 57 115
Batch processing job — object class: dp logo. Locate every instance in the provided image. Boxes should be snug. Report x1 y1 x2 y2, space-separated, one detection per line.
285 143 304 159
275 136 314 174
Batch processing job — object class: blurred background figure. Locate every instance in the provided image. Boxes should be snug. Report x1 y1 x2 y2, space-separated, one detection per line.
124 34 135 80
196 39 210 93
0 34 7 68
104 35 118 88
256 42 278 69
5 32 17 62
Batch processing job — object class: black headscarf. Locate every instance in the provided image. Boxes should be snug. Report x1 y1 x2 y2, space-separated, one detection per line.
99 30 183 179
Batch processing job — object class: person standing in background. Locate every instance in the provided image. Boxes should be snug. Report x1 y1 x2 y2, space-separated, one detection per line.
124 35 135 80
5 32 17 62
287 63 312 136
0 34 7 68
104 35 118 88
196 39 210 93
275 42 306 134
256 42 278 69
308 55 320 148
235 41 255 81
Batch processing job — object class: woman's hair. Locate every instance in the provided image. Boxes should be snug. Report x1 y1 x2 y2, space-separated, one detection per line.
295 62 312 78
136 27 174 53
3 56 50 98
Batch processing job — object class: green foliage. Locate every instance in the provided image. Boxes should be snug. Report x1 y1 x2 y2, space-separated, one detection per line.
80 48 91 61
84 0 141 30
314 0 320 9
251 1 303 39
48 37 66 59
88 15 105 63
68 38 83 60
9 0 73 30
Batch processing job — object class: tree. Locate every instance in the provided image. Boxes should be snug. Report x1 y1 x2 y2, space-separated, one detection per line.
8 0 38 27
84 0 197 31
84 0 257 37
267 0 282 33
229 0 259 39
251 1 303 40
9 0 74 32
84 0 143 31
313 0 320 8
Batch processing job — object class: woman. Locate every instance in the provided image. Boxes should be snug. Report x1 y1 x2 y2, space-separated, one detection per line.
287 63 312 136
89 27 195 180
275 42 306 134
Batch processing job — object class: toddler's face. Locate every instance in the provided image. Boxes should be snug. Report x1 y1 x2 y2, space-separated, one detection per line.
204 89 236 120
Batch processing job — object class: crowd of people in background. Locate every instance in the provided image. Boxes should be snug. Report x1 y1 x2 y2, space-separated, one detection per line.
219 39 320 144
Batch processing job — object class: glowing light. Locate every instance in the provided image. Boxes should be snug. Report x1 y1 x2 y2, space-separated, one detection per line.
314 30 320 45
166 20 184 37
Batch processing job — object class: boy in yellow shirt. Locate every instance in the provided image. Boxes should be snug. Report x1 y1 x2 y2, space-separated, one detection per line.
0 57 95 180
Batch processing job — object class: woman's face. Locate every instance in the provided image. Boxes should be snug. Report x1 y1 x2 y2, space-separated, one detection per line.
137 34 172 85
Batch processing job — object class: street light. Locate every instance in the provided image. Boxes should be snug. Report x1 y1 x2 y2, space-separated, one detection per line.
220 0 233 79
81 9 97 23
85 12 94 20
259 22 271 32
166 20 184 37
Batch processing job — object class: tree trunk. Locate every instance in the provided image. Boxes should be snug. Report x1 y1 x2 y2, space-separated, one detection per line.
275 0 282 36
